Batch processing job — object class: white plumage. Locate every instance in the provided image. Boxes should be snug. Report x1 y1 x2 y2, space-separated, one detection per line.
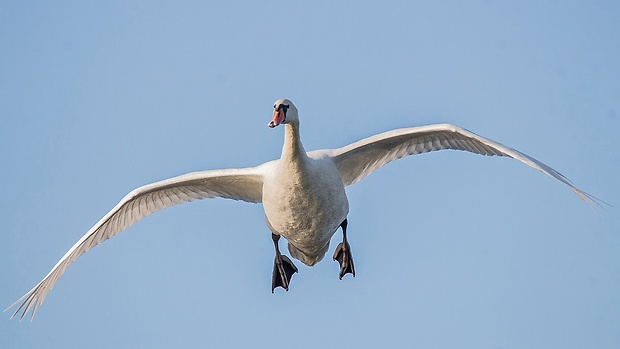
7 98 595 320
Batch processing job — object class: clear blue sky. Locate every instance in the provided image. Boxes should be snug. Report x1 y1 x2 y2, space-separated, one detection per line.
1 1 619 348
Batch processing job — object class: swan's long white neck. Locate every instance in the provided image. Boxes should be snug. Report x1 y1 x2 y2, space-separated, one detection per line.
281 121 307 164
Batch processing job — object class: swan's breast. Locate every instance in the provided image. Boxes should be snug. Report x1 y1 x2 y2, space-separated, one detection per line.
262 157 349 261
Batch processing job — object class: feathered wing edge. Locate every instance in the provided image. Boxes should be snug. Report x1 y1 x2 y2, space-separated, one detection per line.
310 123 603 207
6 166 265 320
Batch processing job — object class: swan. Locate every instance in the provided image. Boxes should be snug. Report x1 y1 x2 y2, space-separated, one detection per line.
7 98 597 320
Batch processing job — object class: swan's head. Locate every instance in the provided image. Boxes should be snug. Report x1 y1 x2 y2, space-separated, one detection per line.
268 98 298 128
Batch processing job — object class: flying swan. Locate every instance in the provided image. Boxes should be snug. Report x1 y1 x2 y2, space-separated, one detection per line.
7 98 597 320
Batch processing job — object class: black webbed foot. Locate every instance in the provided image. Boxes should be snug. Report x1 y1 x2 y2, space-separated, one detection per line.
333 219 355 279
272 254 298 292
271 233 298 293
333 240 355 279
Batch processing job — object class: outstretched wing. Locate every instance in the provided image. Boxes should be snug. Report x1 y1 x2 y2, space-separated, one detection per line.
310 123 596 203
7 166 264 320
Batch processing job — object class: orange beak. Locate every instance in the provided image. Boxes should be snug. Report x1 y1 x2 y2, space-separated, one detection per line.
268 108 285 128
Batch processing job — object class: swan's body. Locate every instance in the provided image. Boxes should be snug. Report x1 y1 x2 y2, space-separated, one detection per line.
263 156 348 266
263 119 349 266
7 98 596 320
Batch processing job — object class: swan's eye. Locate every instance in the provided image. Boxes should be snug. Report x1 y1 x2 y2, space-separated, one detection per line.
283 104 289 109
274 104 277 109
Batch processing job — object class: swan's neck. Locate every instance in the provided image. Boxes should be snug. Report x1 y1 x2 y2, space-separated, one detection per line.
281 122 307 164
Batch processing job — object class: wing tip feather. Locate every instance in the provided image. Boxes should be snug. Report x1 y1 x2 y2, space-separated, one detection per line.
571 187 612 213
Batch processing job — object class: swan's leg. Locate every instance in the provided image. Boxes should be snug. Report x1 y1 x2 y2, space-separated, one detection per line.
271 233 298 293
333 219 355 279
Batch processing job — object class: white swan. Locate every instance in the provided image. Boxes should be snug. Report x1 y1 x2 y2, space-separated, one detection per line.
7 98 596 320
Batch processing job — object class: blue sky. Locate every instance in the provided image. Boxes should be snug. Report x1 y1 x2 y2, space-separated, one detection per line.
1 1 619 348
